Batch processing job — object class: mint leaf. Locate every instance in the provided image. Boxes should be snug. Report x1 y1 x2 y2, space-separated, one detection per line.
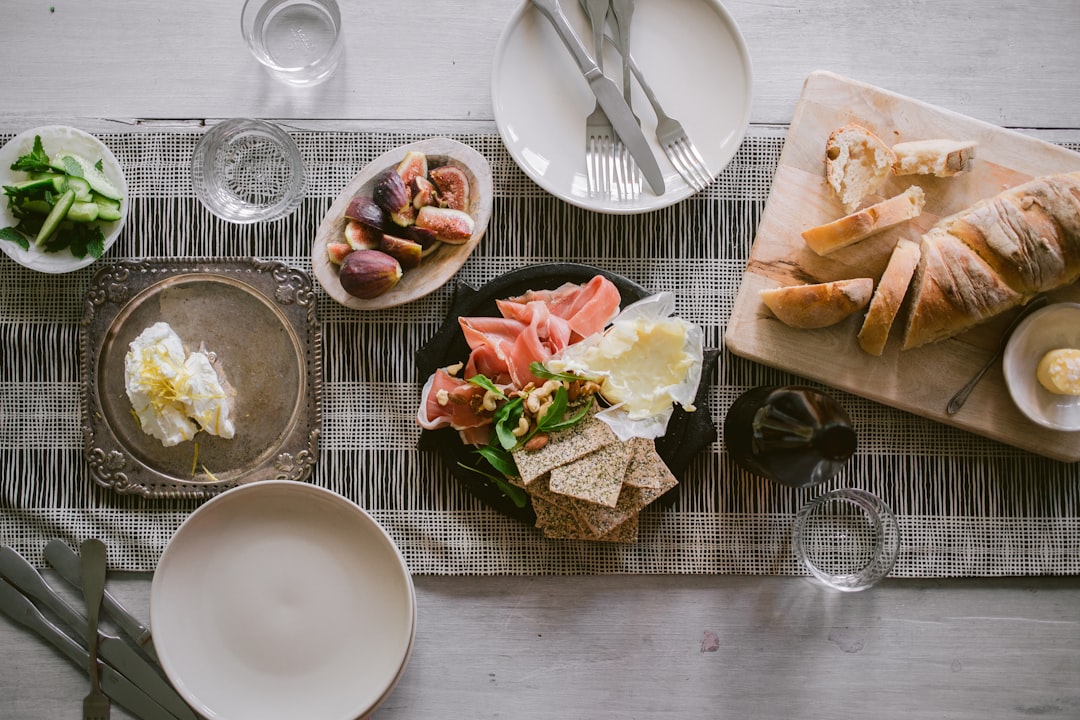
95 159 104 173
0 227 29 250
62 156 83 178
10 135 52 173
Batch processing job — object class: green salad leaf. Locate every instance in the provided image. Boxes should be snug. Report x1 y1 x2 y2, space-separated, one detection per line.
9 136 51 173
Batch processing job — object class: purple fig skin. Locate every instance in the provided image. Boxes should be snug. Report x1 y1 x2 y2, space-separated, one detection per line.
344 195 387 231
404 224 439 248
379 234 423 270
373 169 411 216
339 249 403 299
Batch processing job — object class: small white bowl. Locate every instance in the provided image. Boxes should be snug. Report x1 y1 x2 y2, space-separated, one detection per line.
1003 302 1080 432
0 126 128 273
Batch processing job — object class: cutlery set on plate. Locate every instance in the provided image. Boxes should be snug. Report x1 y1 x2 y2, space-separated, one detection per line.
0 539 195 720
531 0 710 200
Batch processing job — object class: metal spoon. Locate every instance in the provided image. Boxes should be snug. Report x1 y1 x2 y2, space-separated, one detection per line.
945 295 1050 414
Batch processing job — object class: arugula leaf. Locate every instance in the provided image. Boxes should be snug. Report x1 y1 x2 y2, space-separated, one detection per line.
467 373 506 399
0 227 29 250
529 361 599 383
538 398 594 433
457 460 528 509
535 385 568 431
10 136 52 173
475 445 518 477
493 397 524 450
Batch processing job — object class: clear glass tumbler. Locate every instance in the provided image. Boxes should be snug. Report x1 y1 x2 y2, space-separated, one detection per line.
241 0 344 87
791 488 900 592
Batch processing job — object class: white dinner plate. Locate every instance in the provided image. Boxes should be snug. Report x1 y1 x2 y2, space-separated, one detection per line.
151 481 416 720
492 0 753 214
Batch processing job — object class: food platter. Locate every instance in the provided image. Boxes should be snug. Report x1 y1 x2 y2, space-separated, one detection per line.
725 70 1080 462
81 258 322 498
415 263 718 524
492 0 752 214
151 481 415 720
312 137 493 310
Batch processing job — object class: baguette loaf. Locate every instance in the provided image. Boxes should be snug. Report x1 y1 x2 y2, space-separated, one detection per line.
825 124 896 212
902 171 1080 349
802 185 925 256
858 239 922 356
892 139 977 177
760 278 874 329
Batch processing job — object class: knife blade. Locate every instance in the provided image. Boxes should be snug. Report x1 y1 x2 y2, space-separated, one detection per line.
530 0 665 196
0 577 183 720
44 538 160 664
0 546 196 720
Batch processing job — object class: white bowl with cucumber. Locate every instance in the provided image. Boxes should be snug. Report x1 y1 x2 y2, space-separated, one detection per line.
0 125 128 273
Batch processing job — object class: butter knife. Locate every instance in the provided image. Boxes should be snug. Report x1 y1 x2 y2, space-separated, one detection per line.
0 546 197 720
45 538 160 664
0 577 182 720
530 0 665 196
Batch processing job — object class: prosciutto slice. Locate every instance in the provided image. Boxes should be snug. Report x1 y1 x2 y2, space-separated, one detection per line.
417 275 622 434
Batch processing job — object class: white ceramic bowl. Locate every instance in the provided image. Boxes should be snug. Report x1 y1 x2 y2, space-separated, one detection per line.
151 481 416 720
1003 302 1080 432
0 125 128 273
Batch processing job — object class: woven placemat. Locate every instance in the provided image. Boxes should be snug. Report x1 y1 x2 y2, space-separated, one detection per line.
1 127 1078 576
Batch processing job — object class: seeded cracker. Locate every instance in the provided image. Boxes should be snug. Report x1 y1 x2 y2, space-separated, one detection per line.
548 441 632 507
532 497 590 539
622 437 668 490
596 514 639 543
571 491 636 536
511 408 616 486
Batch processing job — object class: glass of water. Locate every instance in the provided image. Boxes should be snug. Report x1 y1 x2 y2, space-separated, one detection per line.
241 0 344 87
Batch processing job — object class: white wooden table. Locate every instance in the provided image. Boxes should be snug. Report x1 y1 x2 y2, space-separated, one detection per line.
2 2 1079 718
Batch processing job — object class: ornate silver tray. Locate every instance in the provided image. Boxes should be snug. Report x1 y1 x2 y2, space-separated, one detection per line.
80 258 322 498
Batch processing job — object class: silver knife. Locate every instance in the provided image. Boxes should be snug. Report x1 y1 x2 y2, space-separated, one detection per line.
45 538 160 664
530 0 666 196
0 547 197 720
0 577 183 720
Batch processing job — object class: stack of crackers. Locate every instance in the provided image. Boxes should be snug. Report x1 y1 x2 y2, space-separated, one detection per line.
510 412 677 543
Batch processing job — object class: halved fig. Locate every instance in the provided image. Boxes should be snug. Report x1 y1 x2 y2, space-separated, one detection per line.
396 151 428 189
411 176 439 209
379 234 423 269
420 240 443 258
339 249 402 299
344 195 387 231
405 224 439 249
416 206 475 244
344 219 381 250
373 169 414 226
430 165 470 212
326 241 352 265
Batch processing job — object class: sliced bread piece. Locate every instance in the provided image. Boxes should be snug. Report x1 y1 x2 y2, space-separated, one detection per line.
802 185 925 256
825 123 896 212
857 239 922 356
759 278 874 329
892 139 976 177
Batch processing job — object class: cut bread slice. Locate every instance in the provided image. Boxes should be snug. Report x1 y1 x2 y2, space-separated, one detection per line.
802 185 925 256
825 124 896 212
892 139 976 177
857 239 922 356
760 278 874 329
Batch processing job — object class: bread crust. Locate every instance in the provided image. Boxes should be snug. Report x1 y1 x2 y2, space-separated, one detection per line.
803 186 925 256
857 239 921 356
760 278 874 329
902 172 1080 349
892 139 976 177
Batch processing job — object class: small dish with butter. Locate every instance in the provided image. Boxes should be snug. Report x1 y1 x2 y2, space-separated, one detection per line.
1003 302 1080 432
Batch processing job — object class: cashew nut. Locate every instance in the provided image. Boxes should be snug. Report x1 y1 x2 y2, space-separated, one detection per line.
436 389 450 406
511 415 531 437
481 390 500 412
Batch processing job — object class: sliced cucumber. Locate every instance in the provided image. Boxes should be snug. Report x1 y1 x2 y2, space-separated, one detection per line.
49 152 123 201
6 176 62 195
19 199 52 215
66 176 93 202
35 188 75 246
67 201 100 223
93 194 122 222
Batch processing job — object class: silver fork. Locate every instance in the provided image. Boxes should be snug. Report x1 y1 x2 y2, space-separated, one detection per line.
609 0 642 199
583 0 615 200
625 47 711 192
81 539 110 720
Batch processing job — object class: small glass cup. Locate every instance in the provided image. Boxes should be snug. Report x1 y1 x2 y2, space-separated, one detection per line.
241 0 344 87
791 488 900 592
191 118 306 224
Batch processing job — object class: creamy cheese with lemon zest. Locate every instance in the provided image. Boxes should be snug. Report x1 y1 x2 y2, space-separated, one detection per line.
1036 348 1080 395
124 322 235 446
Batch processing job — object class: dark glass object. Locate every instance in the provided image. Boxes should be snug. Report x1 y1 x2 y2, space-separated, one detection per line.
723 386 857 489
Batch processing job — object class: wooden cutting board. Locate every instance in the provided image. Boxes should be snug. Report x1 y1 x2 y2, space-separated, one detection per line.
726 70 1080 462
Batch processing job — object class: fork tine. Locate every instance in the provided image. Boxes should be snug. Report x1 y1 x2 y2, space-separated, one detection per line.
678 138 712 190
668 140 709 192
